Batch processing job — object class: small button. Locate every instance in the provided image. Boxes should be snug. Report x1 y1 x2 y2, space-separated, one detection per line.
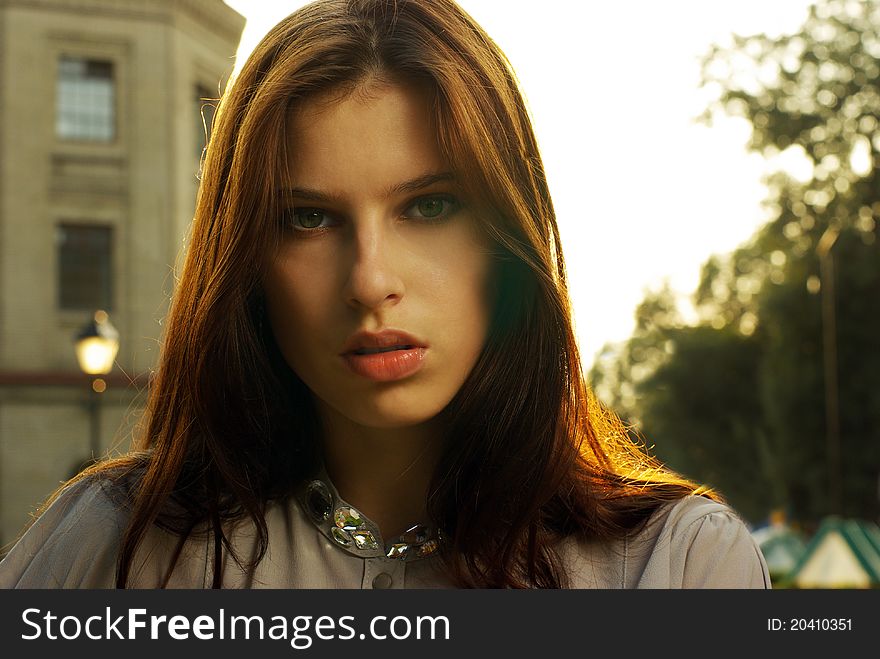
372 572 393 589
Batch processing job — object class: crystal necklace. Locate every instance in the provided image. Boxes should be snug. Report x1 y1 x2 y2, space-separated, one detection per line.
298 475 443 561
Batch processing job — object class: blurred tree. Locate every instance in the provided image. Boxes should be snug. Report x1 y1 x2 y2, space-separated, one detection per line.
590 282 682 417
590 0 880 526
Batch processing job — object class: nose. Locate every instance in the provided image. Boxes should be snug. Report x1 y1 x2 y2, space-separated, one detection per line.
343 218 405 312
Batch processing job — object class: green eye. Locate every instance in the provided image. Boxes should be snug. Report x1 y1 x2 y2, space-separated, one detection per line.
417 198 444 218
405 195 459 221
296 210 325 229
282 208 330 232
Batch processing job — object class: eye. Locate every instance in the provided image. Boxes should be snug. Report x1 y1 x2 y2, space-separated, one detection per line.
282 207 336 232
403 195 460 221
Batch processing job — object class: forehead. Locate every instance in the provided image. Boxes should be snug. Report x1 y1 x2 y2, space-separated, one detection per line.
285 82 448 191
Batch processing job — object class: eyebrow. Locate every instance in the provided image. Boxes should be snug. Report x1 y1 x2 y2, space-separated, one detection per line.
284 171 456 203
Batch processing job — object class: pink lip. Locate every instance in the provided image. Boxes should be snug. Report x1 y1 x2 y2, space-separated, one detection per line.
340 329 428 382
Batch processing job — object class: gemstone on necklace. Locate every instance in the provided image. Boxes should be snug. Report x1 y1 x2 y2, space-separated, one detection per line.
418 539 439 557
350 530 379 550
304 480 333 522
386 543 410 559
331 527 352 547
334 507 364 532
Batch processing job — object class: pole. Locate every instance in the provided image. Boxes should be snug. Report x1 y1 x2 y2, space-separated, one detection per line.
88 380 101 461
816 225 841 515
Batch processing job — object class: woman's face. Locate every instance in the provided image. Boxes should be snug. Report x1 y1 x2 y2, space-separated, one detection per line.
264 82 492 429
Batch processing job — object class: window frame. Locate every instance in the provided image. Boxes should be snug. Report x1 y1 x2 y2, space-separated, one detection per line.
50 36 127 151
56 55 117 143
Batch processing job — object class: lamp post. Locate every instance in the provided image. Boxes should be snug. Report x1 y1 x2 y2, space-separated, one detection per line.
73 310 119 463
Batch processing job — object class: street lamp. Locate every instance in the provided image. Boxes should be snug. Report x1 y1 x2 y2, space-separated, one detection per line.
73 310 119 463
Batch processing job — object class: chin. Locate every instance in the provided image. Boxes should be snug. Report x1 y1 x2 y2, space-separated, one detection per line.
335 392 451 430
350 405 444 430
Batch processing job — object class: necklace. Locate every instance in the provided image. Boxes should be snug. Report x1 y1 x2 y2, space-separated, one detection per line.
299 476 443 562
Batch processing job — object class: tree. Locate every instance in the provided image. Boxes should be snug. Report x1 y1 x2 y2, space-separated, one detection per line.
591 0 880 526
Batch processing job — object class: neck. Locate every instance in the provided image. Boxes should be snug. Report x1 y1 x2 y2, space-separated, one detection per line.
317 405 444 540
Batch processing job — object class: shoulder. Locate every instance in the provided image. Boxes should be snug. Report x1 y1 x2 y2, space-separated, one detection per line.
0 476 128 588
632 495 771 588
562 495 771 588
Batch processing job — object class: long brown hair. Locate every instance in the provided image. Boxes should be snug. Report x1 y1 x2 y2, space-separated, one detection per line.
67 0 715 588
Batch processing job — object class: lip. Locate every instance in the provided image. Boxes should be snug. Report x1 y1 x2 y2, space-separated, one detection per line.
340 329 428 382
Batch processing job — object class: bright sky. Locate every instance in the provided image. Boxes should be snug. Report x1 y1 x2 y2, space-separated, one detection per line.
222 0 815 367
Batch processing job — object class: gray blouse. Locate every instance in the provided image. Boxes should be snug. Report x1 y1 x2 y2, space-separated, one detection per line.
0 476 771 589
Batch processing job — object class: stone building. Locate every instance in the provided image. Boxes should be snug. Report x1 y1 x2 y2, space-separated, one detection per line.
0 0 245 547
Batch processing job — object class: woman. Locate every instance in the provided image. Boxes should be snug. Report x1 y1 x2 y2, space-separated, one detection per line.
0 0 769 589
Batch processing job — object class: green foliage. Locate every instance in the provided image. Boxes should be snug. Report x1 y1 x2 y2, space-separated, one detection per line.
590 0 880 526
640 326 771 522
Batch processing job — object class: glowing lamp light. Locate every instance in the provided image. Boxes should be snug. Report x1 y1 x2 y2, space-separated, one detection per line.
74 310 120 376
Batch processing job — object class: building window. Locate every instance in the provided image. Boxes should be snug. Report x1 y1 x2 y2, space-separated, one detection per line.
196 84 217 160
57 224 113 311
56 57 115 141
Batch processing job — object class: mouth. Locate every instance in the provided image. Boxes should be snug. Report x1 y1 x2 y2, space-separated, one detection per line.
340 330 428 382
340 329 427 356
351 344 416 355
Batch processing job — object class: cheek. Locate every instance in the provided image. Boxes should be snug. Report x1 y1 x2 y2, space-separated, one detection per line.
423 242 493 344
264 257 333 345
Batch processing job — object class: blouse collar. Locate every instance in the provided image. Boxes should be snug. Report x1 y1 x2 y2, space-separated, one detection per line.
296 471 442 562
